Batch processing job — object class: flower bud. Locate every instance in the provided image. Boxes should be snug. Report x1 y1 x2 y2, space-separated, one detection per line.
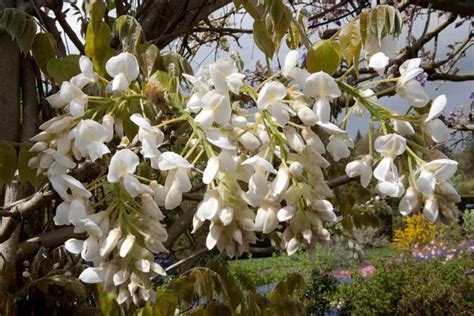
289 161 303 177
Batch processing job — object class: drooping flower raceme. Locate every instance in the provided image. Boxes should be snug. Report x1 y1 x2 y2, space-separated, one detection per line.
25 41 463 308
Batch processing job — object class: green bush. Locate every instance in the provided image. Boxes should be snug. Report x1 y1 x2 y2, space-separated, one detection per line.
336 256 474 315
303 267 339 315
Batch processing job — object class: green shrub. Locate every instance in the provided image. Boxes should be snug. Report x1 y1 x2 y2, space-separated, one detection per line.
303 267 339 315
463 209 474 236
336 256 474 315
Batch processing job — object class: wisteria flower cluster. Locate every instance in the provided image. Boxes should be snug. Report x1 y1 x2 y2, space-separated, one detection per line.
27 35 460 305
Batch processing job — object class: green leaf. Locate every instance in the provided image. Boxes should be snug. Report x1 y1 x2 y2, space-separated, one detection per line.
47 55 81 85
31 33 57 76
0 8 37 53
137 44 160 79
153 290 178 316
339 20 362 70
160 52 193 77
85 0 116 76
253 19 275 59
270 0 292 51
0 141 17 187
306 40 342 75
18 145 44 188
115 15 144 52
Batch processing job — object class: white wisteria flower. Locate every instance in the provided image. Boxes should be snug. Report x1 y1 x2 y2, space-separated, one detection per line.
105 52 140 93
208 59 245 94
46 81 88 118
373 134 407 197
396 58 429 107
373 134 406 182
195 90 232 129
423 95 451 143
368 52 389 75
398 186 421 216
345 155 373 188
415 159 458 195
257 81 293 125
303 71 341 123
73 119 111 161
71 56 98 89
130 113 164 168
157 152 193 210
282 50 309 88
107 149 140 183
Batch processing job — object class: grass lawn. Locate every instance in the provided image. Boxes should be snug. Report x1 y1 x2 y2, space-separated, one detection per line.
227 245 400 286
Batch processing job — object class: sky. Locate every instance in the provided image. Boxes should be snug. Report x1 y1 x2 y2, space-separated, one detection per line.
63 2 473 137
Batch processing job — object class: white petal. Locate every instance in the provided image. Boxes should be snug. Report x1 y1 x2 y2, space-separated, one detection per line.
65 238 84 254
106 52 139 81
303 71 341 99
270 167 290 198
196 190 220 220
423 159 458 180
206 129 236 150
88 141 110 161
46 93 67 108
113 269 130 286
107 149 140 183
397 80 429 107
164 185 182 210
277 205 296 221
100 227 122 257
399 187 420 216
368 52 389 74
79 267 104 284
416 171 436 195
426 119 451 143
206 223 223 250
219 207 234 226
111 73 130 92
283 50 299 77
195 109 215 130
257 81 287 110
241 156 276 174
373 157 393 182
423 197 439 223
203 156 220 184
226 73 245 94
157 152 192 170
120 234 136 257
425 95 447 122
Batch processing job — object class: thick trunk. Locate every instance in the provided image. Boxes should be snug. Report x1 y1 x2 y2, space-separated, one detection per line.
0 0 38 289
0 29 22 291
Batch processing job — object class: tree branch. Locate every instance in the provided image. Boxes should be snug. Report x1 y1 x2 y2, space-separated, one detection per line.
16 226 86 264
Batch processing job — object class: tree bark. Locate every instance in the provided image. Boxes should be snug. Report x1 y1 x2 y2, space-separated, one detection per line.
0 10 22 290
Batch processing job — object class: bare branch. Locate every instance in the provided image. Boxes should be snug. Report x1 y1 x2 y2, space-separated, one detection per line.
16 226 86 264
